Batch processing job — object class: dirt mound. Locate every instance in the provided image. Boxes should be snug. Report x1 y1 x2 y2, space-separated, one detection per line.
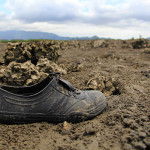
67 62 83 72
0 61 46 86
37 58 67 75
0 41 66 86
4 41 60 65
92 40 108 48
132 38 150 49
86 75 120 96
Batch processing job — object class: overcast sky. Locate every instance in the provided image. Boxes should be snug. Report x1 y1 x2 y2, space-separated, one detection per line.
0 0 150 39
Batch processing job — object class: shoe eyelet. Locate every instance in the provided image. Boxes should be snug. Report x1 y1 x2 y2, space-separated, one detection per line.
74 90 81 95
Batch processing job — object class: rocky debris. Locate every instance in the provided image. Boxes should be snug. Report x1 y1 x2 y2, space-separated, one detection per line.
86 75 119 96
108 42 117 49
0 61 48 86
143 138 150 148
60 41 68 50
67 41 79 48
0 61 40 86
92 40 108 48
0 58 67 86
4 41 60 65
133 142 146 150
121 40 133 49
67 62 83 72
120 116 150 150
78 41 92 49
101 53 121 61
141 48 150 54
121 130 150 150
0 65 5 85
61 121 72 135
83 125 96 136
0 41 68 86
37 58 67 75
132 38 150 49
57 121 73 135
141 70 150 78
0 54 5 65
123 143 133 150
123 118 138 129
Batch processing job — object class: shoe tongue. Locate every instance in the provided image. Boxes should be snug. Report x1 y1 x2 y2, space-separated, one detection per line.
58 79 75 91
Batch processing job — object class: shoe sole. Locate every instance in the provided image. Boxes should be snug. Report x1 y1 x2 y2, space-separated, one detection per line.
0 97 106 124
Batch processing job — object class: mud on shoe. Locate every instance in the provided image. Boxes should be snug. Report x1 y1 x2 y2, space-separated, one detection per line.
0 73 107 124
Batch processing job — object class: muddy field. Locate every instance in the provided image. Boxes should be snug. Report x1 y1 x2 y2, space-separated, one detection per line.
0 39 150 150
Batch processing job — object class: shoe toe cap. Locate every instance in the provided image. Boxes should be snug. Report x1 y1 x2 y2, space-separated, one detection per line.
86 90 106 106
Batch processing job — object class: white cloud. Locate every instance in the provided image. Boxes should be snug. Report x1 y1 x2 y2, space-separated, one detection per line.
0 0 149 39
5 0 150 24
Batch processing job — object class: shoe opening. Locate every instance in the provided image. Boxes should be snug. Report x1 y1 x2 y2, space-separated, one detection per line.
1 76 52 96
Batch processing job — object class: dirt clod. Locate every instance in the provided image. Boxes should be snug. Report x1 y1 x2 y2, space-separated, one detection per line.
86 75 119 96
132 38 150 49
133 142 146 150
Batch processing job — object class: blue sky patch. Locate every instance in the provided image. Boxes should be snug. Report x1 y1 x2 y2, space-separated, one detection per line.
0 0 10 14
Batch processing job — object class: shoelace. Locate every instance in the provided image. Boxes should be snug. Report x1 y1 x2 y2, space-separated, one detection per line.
50 72 81 95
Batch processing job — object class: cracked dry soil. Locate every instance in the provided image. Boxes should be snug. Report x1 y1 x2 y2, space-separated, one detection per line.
0 40 150 150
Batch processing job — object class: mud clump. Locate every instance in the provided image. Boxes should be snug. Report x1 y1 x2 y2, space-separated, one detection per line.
121 40 133 49
141 70 150 78
37 58 67 75
67 62 83 72
121 129 150 150
141 48 150 54
0 58 67 86
60 121 73 135
0 41 67 86
92 40 108 48
60 41 68 50
0 61 48 86
132 38 150 49
86 75 120 96
4 41 60 65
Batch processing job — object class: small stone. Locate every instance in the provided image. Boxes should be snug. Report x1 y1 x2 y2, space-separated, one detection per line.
138 132 147 138
133 142 146 150
124 135 132 143
143 137 150 147
31 75 38 80
61 121 72 135
123 119 134 127
26 79 33 85
68 63 83 72
87 79 97 90
123 143 133 150
105 81 113 90
84 129 96 136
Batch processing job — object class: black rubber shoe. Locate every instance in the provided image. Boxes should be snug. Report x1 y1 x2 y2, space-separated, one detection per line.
0 73 106 124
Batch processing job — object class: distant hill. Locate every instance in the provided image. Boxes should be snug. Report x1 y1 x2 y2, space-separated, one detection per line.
0 30 104 40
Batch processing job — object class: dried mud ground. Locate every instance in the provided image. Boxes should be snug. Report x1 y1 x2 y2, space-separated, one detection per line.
0 41 150 150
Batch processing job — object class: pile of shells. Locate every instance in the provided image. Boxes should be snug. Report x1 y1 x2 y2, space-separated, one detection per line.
86 75 119 96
